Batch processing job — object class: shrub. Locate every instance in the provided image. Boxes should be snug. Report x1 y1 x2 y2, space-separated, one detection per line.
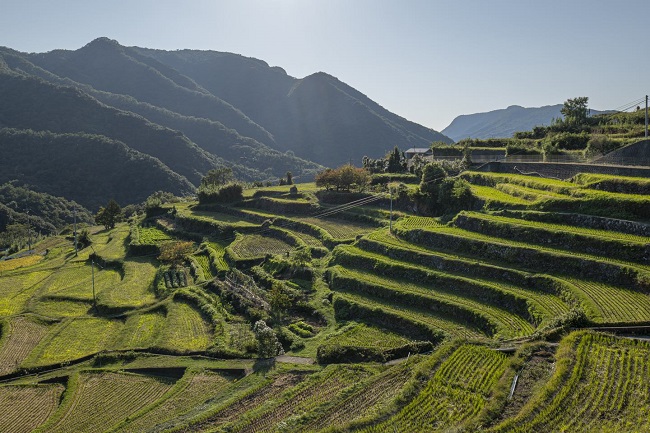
198 183 244 204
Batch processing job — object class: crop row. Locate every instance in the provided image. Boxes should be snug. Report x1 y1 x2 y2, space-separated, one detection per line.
562 278 650 324
0 384 64 433
333 288 484 341
331 248 541 333
298 217 376 240
229 234 293 259
360 344 507 432
469 184 534 208
113 370 234 433
223 365 373 433
0 316 51 374
397 216 443 230
490 332 650 432
136 226 172 245
40 372 173 433
304 361 414 432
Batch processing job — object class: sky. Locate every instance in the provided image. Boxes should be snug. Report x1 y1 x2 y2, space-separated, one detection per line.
1 0 648 132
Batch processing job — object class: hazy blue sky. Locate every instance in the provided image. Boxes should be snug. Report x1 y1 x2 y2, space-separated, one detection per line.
1 0 648 131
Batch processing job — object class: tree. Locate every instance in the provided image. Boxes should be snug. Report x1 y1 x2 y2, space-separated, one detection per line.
95 199 122 229
200 167 234 189
561 97 589 125
269 283 291 322
253 320 284 358
385 147 406 173
315 165 370 192
158 241 194 267
286 171 293 185
419 162 447 196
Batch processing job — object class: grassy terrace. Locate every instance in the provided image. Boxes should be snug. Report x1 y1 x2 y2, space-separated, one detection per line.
0 171 649 432
334 290 486 340
329 265 536 339
453 211 650 264
333 243 567 320
395 224 650 286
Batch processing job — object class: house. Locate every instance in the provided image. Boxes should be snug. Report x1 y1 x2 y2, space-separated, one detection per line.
404 148 433 160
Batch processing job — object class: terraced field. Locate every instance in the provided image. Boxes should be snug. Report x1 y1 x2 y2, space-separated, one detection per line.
39 372 174 433
361 344 508 432
0 384 65 433
490 332 650 432
0 172 648 432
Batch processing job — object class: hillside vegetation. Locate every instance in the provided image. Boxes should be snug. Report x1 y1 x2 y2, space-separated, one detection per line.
0 37 451 210
1 168 648 432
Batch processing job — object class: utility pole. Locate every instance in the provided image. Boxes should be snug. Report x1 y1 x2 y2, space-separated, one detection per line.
389 186 393 234
645 95 648 140
24 208 32 251
89 245 98 312
73 209 78 256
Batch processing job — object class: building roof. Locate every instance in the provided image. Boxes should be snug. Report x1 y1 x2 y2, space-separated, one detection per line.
405 148 432 154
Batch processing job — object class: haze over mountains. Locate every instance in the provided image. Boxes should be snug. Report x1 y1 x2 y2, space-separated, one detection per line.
442 104 610 142
0 37 450 210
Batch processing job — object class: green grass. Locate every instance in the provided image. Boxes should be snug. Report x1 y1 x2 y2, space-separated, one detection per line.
24 317 123 366
30 298 92 318
470 184 533 207
0 270 53 315
340 242 570 321
40 263 121 302
563 278 650 324
158 301 212 352
136 226 172 245
117 311 167 350
97 258 158 309
88 224 130 261
230 234 294 258
330 265 535 339
452 211 650 267
321 322 413 350
334 290 486 341
397 216 443 230
298 217 377 240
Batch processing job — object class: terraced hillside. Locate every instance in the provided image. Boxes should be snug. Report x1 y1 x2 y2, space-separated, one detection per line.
0 172 649 432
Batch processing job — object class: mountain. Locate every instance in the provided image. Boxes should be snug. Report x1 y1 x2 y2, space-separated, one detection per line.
0 183 94 235
129 46 453 165
441 104 610 142
0 128 195 210
0 37 451 208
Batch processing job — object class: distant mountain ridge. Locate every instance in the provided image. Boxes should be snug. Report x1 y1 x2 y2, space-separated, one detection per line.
442 104 610 142
0 37 451 208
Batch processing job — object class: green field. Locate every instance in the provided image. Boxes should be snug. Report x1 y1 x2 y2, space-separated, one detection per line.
1 172 649 432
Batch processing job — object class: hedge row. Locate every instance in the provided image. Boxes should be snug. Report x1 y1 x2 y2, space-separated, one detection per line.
316 341 433 364
327 267 498 336
331 247 537 324
452 212 650 265
332 295 446 343
394 226 650 292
